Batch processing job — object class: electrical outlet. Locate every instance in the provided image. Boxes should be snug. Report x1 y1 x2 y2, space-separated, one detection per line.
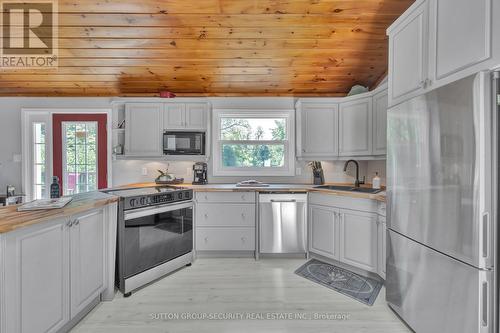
141 167 148 176
296 167 302 175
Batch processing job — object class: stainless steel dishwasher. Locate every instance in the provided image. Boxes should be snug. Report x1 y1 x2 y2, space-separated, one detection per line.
259 193 307 255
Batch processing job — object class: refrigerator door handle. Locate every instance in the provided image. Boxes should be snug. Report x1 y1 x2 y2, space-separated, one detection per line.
480 212 490 260
480 276 489 331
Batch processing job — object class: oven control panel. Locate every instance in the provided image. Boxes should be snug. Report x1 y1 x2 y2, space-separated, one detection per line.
124 190 192 210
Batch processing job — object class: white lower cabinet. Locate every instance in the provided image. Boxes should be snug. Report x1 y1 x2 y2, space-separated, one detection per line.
4 218 70 333
196 227 255 251
338 209 378 272
308 193 383 277
2 207 109 333
195 192 256 253
377 217 387 279
309 205 339 260
69 210 106 317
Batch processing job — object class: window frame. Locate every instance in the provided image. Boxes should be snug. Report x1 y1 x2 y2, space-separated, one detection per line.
212 109 295 176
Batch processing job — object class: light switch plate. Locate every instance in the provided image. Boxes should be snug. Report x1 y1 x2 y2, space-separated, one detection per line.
141 167 148 176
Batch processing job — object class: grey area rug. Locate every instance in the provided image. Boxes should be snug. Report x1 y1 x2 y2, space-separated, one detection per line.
295 259 383 306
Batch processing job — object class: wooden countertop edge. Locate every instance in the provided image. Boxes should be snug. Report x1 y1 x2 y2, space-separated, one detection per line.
0 195 119 234
120 182 386 201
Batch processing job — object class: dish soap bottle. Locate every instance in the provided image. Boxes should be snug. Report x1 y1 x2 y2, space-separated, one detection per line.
372 172 381 189
50 176 61 198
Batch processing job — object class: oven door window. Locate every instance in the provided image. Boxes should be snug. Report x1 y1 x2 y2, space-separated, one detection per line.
124 206 193 278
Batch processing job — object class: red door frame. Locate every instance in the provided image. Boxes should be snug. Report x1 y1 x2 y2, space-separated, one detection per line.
52 114 108 193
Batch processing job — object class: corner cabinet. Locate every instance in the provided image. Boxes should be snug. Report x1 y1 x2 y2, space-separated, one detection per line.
296 102 338 158
124 103 163 156
338 97 373 156
1 205 116 333
296 85 387 160
387 0 428 107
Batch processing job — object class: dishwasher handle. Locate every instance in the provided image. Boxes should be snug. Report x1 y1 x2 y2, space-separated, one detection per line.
270 199 296 203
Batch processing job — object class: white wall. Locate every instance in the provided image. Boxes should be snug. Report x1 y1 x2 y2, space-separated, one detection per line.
0 96 386 194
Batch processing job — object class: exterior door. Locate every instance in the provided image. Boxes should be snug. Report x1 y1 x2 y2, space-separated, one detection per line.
53 114 108 196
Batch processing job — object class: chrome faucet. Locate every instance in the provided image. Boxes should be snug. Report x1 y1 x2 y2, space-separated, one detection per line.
343 159 365 188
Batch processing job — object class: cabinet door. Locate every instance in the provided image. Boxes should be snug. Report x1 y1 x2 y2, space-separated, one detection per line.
185 103 207 130
4 218 70 333
377 218 387 279
298 103 338 158
428 0 492 83
388 0 428 106
309 205 338 259
163 103 185 129
70 209 106 318
125 103 162 156
339 209 378 272
338 97 372 156
372 90 388 155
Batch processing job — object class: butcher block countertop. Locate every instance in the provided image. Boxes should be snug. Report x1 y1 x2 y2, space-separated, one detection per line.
0 191 118 234
120 182 387 202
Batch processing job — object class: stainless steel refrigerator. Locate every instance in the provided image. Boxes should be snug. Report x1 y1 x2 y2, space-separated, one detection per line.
386 71 499 333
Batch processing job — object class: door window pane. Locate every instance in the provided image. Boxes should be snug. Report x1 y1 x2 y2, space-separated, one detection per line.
62 122 98 195
33 123 46 200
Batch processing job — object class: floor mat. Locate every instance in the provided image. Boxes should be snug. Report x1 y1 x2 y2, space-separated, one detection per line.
295 259 383 306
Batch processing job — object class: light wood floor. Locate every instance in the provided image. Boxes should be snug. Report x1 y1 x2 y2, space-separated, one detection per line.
72 258 411 333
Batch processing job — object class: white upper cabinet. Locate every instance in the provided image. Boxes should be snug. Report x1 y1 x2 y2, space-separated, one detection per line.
69 210 106 317
163 103 185 129
388 0 499 106
372 89 388 155
428 0 493 84
125 103 162 156
388 0 428 106
185 103 208 130
297 102 339 158
163 102 208 130
338 97 373 156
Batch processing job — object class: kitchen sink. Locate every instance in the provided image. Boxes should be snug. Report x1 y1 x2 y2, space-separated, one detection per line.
314 185 382 194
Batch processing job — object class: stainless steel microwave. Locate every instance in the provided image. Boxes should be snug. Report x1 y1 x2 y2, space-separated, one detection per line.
163 131 205 155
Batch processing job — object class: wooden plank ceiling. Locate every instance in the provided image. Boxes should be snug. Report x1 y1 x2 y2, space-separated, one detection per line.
0 0 414 97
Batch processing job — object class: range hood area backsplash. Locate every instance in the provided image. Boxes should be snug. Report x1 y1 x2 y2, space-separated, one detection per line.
112 159 386 187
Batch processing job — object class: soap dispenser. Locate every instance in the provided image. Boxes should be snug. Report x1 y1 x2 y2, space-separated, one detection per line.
372 172 381 189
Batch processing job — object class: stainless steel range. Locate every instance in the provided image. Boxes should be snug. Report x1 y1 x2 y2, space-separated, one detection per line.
105 186 194 297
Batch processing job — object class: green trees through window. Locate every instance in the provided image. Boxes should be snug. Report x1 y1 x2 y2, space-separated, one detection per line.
220 118 286 168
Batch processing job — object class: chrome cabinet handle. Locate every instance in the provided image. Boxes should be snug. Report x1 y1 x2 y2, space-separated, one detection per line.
204 237 208 243
204 213 208 219
241 194 246 200
67 220 73 227
241 237 246 243
74 219 79 226
241 213 245 219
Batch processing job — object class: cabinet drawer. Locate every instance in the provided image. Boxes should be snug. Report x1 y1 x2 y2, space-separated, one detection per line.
196 204 255 227
196 227 255 251
309 192 377 212
196 191 255 203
